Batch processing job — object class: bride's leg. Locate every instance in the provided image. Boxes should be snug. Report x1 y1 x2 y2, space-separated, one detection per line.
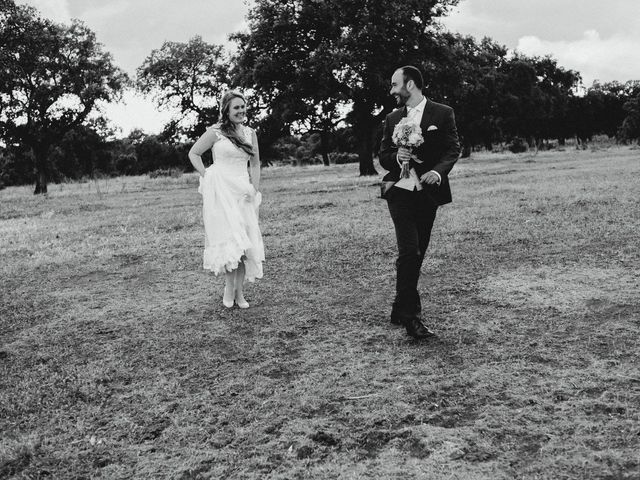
234 261 249 308
223 270 235 308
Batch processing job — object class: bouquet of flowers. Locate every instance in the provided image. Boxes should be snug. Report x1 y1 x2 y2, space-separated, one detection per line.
392 118 424 178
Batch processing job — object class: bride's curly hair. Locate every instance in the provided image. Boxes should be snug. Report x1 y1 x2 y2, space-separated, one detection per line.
217 90 254 156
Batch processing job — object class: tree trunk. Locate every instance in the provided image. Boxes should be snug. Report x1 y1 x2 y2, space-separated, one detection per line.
320 130 330 166
355 121 379 176
527 136 535 149
33 148 49 195
352 101 378 176
461 144 472 158
358 135 377 175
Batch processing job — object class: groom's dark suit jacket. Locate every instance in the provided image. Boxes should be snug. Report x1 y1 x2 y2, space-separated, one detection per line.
379 99 461 205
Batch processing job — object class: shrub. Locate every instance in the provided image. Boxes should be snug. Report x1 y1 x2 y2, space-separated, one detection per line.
508 137 528 153
115 153 138 175
330 152 359 164
148 168 183 179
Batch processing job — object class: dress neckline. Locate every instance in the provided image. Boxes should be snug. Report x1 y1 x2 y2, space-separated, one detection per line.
214 125 249 140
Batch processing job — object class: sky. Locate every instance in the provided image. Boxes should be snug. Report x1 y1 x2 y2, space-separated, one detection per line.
16 0 640 137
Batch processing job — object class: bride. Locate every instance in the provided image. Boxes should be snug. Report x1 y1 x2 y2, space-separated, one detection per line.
188 90 264 309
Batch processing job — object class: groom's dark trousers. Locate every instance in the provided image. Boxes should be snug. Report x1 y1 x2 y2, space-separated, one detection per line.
379 98 460 321
386 188 437 318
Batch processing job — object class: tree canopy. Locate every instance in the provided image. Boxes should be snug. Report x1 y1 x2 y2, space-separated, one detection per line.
2 0 640 190
0 0 127 193
233 0 460 175
137 36 229 142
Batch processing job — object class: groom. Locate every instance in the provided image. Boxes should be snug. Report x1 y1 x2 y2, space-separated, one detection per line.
378 66 460 339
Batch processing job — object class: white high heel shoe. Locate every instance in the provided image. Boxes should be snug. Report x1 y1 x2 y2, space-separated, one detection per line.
235 294 249 309
236 299 249 309
223 287 235 308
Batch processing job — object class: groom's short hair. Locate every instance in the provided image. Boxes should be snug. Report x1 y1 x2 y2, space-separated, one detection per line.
399 66 424 90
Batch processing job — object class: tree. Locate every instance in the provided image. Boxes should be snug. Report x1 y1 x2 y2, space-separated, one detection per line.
618 89 640 142
232 1 348 166
564 80 640 145
0 145 31 188
495 56 547 147
137 36 229 142
135 135 181 173
529 56 580 145
424 34 508 156
588 80 640 138
566 94 598 144
0 0 127 193
48 120 113 181
234 0 459 175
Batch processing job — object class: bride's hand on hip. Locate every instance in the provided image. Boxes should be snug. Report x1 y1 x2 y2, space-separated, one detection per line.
244 190 256 202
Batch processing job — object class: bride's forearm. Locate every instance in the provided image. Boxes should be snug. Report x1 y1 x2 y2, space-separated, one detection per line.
250 164 260 191
188 152 206 176
250 130 261 191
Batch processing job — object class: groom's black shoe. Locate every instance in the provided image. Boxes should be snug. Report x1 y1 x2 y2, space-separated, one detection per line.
390 303 414 326
403 316 436 339
391 297 422 327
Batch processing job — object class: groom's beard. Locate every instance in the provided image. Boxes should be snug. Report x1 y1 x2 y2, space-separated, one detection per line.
395 89 410 106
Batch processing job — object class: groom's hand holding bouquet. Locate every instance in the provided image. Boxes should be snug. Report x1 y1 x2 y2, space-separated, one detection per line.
392 117 424 179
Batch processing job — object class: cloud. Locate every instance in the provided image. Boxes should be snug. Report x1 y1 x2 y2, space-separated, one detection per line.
24 0 637 135
16 0 250 136
441 0 640 87
98 90 174 137
65 0 249 75
77 1 129 24
18 0 249 75
442 0 640 46
16 0 71 23
516 30 640 86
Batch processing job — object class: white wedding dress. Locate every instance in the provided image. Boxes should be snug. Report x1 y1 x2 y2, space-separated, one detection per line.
198 126 264 281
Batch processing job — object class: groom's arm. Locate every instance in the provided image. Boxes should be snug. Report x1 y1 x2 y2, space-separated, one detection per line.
431 107 461 178
378 115 400 174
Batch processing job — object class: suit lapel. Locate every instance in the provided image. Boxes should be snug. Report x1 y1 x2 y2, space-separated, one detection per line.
419 99 435 132
388 107 407 131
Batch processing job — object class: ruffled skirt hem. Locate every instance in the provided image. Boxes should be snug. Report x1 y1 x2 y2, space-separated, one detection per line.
199 165 264 282
203 244 264 282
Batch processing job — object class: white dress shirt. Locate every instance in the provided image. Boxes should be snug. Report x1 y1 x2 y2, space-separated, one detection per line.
395 96 441 191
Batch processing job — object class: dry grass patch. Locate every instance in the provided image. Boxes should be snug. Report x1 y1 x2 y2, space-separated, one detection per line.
480 266 639 313
1 148 639 479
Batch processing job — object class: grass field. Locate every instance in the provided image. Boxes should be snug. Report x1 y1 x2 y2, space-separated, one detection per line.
1 146 639 479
